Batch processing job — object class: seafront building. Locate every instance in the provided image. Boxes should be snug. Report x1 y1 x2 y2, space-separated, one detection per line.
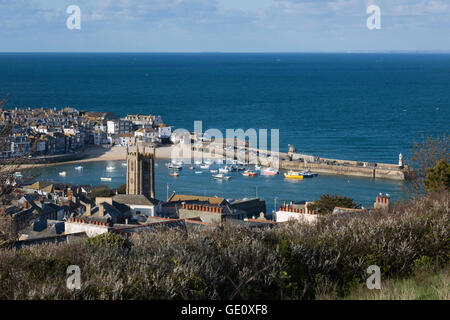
0 106 172 158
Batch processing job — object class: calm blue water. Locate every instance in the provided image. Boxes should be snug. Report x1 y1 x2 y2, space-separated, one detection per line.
1 53 449 162
31 160 403 211
2 53 449 207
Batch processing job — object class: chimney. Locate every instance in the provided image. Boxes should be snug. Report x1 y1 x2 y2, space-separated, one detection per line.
68 189 74 202
85 203 91 215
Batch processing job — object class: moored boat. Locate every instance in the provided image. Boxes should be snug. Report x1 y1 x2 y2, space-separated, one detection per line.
242 170 258 177
100 177 111 181
262 168 279 175
284 171 303 180
219 166 231 173
13 172 23 178
168 163 182 170
59 171 67 176
169 171 179 177
213 173 231 180
74 165 83 170
300 169 318 178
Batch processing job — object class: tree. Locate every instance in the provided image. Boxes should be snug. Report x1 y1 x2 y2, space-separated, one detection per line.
405 135 449 197
424 160 450 194
88 186 114 201
308 194 360 215
0 121 39 244
116 184 126 194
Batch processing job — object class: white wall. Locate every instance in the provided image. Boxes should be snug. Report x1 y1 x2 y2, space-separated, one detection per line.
128 205 155 217
65 222 109 237
275 211 318 224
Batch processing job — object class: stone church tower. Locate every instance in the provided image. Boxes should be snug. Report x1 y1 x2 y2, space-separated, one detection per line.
126 145 155 198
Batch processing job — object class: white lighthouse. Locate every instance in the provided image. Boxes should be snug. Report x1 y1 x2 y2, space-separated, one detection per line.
398 153 403 167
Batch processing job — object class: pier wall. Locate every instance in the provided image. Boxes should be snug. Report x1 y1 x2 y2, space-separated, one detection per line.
208 143 406 181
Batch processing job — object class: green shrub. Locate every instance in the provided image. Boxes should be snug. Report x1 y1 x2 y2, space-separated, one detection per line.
308 194 360 214
87 232 132 250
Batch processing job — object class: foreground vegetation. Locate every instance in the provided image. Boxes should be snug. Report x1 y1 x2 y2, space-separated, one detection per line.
0 191 448 300
345 264 449 300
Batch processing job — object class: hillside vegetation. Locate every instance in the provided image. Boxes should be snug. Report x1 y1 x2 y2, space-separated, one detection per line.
0 192 448 300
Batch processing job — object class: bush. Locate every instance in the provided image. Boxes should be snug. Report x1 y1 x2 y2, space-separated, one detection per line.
308 194 361 214
115 184 126 194
0 192 448 299
88 186 114 201
424 160 450 194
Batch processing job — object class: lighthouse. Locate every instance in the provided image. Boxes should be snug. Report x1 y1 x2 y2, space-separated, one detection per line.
398 153 403 167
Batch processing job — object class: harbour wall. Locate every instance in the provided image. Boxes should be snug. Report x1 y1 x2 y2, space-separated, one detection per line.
200 142 406 181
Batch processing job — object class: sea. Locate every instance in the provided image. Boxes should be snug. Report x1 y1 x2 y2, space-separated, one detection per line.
1 53 449 211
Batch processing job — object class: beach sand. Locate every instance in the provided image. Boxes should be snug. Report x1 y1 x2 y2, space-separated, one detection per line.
9 144 222 171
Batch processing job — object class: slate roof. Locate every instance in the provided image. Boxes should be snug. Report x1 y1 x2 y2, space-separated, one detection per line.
167 194 227 206
113 194 159 206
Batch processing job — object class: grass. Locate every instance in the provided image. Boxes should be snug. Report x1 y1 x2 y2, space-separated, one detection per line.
345 265 449 300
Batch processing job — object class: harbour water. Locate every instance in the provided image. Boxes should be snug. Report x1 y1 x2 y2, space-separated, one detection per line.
30 160 403 212
3 53 449 209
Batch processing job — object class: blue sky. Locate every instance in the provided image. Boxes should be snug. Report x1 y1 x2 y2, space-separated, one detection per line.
0 0 449 52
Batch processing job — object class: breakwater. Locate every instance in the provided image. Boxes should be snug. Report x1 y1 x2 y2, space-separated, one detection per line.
199 140 406 181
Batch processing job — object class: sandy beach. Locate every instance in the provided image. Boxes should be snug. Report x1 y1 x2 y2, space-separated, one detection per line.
10 144 222 171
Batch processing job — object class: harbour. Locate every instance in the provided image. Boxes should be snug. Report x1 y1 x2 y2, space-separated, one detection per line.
187 137 407 181
29 158 403 211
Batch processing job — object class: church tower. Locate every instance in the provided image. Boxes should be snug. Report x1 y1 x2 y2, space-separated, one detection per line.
126 144 155 198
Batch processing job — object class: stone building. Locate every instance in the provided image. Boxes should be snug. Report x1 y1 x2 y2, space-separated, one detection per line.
126 145 155 199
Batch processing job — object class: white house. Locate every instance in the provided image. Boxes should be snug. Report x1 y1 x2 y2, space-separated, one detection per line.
113 194 161 217
158 126 172 139
119 133 135 146
274 204 318 224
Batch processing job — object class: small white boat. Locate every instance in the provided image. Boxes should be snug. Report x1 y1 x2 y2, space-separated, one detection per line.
74 165 83 170
171 160 183 166
59 171 67 176
200 164 210 169
213 173 231 180
121 162 127 167
255 165 261 170
106 166 115 171
210 169 218 173
168 163 182 170
195 171 203 174
262 168 279 175
13 172 23 178
100 177 112 181
195 160 202 165
169 171 179 177
219 166 231 173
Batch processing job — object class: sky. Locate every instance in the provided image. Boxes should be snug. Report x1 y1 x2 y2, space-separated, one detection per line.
0 0 449 52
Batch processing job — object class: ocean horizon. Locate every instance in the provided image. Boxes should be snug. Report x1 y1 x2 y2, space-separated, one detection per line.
2 52 448 163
